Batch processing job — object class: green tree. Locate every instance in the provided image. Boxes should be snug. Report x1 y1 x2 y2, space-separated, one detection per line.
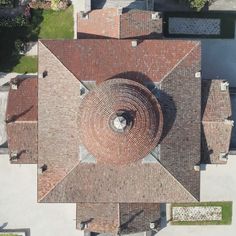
190 0 208 10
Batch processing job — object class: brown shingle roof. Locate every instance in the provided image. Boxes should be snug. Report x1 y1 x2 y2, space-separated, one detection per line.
41 39 198 83
38 39 201 203
6 77 37 122
7 122 37 164
76 203 161 234
202 80 232 164
77 9 162 39
6 77 38 164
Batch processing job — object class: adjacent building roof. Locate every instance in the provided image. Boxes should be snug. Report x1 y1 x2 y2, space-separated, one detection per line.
77 8 162 39
202 79 232 164
38 39 201 203
6 77 38 164
76 203 161 234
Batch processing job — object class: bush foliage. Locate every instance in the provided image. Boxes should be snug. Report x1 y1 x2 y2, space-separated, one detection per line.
190 0 208 10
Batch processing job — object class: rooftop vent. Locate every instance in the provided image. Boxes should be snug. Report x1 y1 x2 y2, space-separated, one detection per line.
152 12 161 20
38 164 48 174
10 151 19 162
79 222 88 230
10 77 19 90
195 72 201 78
131 40 138 48
221 81 229 91
194 165 200 171
219 153 228 162
79 11 89 19
117 7 123 15
224 119 234 127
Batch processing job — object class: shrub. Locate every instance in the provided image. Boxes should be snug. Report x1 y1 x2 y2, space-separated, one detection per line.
0 15 27 27
190 0 208 10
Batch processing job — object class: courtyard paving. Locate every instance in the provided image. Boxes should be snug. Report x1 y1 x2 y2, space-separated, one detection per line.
0 155 83 236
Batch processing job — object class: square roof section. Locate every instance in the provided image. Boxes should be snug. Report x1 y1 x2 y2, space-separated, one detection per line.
38 39 201 203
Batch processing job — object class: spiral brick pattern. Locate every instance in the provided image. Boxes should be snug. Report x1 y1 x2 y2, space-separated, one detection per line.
78 78 163 165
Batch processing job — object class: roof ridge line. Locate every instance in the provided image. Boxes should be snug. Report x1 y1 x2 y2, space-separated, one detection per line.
157 159 199 201
202 120 231 123
39 41 88 89
160 42 200 83
38 162 80 202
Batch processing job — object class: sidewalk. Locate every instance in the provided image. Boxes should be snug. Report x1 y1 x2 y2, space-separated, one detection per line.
0 155 83 236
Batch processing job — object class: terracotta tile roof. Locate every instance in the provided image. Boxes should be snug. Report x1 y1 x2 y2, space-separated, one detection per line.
77 9 162 39
37 41 81 200
202 80 231 122
41 39 198 83
202 80 232 164
78 8 120 39
120 9 162 39
78 78 163 165
6 77 38 164
7 122 37 164
41 162 196 203
6 77 37 122
76 203 161 234
38 39 201 203
159 44 201 199
76 203 119 234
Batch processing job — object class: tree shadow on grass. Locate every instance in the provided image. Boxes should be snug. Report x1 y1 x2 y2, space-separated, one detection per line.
0 8 44 72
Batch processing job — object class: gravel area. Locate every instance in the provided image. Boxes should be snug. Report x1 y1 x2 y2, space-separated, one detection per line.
172 206 222 222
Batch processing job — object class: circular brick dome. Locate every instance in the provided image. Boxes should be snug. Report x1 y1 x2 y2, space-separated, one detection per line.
78 78 163 165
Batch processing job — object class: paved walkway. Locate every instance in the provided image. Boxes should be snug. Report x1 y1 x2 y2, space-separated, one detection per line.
209 0 236 10
156 155 236 236
0 72 37 87
0 91 8 146
0 155 83 236
25 42 38 56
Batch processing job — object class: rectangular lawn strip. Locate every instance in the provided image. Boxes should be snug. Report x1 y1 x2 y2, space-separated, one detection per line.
11 55 38 73
35 5 74 39
171 202 232 225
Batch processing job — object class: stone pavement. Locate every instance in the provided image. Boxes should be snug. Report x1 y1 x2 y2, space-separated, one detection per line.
209 0 236 10
0 155 83 236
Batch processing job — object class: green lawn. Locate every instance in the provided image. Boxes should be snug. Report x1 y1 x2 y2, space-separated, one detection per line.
36 6 74 39
0 5 73 73
0 234 21 236
0 55 37 73
11 55 38 73
171 202 232 225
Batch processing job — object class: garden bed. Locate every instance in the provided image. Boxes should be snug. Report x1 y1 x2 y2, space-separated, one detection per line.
171 202 232 225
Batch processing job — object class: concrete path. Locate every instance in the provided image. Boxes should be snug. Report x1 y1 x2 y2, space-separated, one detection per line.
156 155 236 236
0 91 8 146
209 0 236 10
0 72 37 87
0 155 83 236
25 42 38 56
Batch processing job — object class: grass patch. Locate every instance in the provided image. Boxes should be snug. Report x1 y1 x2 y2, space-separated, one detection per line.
0 5 73 72
0 234 21 236
36 5 73 39
0 55 37 73
11 55 38 73
171 202 232 225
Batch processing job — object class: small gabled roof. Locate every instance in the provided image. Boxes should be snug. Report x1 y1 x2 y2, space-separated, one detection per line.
202 79 232 164
76 203 161 234
77 8 162 39
6 77 38 164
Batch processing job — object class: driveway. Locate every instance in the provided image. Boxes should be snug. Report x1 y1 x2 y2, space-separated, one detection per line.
156 155 236 236
0 155 83 236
